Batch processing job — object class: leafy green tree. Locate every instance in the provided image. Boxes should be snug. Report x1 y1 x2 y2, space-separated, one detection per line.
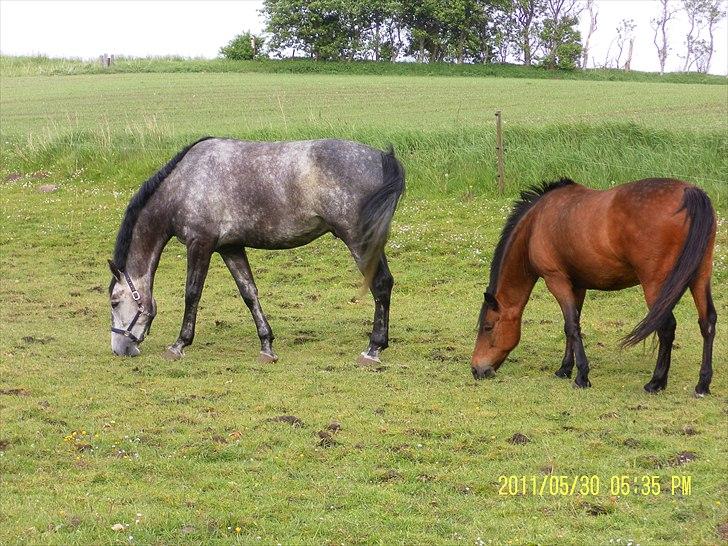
263 0 366 60
356 0 405 61
539 0 582 69
540 15 582 69
510 0 545 66
220 32 265 60
402 0 447 62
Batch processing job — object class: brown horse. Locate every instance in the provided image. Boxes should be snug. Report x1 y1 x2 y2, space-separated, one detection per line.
471 178 717 395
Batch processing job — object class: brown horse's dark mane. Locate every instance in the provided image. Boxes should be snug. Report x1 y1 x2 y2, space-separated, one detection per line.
478 177 575 332
487 178 575 294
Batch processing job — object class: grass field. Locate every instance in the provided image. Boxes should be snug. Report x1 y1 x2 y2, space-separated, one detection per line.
2 55 726 85
1 60 727 544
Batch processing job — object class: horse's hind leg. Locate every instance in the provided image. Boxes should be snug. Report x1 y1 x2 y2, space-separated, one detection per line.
362 254 394 363
638 281 677 393
164 239 214 359
347 247 393 364
644 312 676 393
555 288 585 379
690 279 716 396
219 246 277 363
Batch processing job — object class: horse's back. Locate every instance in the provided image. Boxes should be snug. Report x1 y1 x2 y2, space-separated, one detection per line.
529 178 704 290
162 138 386 248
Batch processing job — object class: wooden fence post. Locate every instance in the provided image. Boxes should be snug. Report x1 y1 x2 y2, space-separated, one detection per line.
495 110 505 193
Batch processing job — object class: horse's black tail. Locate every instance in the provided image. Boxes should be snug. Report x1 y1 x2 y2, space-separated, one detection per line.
357 145 405 286
622 186 716 347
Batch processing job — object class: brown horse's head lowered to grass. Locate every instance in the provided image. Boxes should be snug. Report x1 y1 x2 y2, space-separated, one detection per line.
472 178 717 396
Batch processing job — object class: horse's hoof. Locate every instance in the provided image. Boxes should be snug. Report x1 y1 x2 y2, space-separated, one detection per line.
258 351 278 364
693 387 710 398
644 382 665 394
554 369 572 379
357 352 381 366
163 347 183 360
572 379 591 389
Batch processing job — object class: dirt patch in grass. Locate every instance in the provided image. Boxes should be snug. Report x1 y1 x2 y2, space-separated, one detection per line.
21 335 55 344
508 432 530 445
317 430 337 447
0 439 11 451
0 388 30 396
428 346 458 362
268 415 304 427
378 469 401 482
717 522 728 541
325 421 342 433
581 501 613 516
669 451 697 466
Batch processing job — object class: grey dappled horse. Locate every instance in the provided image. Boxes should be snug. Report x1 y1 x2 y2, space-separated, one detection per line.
108 137 405 364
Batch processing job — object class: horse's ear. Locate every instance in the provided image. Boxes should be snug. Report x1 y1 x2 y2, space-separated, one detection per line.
484 292 499 311
108 259 121 281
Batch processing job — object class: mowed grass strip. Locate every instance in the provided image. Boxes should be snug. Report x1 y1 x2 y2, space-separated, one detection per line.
2 72 726 135
0 69 726 544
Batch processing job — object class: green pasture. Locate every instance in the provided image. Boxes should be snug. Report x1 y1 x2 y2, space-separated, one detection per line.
2 55 726 86
0 62 727 544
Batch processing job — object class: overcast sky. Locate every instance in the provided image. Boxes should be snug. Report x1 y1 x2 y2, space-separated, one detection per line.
0 0 726 74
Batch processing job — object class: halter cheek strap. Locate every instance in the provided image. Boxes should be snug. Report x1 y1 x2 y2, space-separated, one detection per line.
111 271 153 343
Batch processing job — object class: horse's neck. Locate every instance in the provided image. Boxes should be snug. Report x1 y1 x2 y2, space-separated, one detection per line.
495 223 537 317
124 209 172 293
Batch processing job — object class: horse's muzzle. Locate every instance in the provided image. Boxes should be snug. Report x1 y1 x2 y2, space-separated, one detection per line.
472 365 496 380
111 333 141 357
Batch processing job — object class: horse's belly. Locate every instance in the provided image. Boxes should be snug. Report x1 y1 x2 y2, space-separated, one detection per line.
217 215 330 249
570 261 639 291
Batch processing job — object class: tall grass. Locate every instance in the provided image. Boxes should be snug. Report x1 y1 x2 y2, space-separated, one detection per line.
3 124 726 209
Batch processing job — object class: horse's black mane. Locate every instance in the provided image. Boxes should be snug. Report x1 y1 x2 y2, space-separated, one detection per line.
487 178 576 295
478 177 575 332
111 136 214 278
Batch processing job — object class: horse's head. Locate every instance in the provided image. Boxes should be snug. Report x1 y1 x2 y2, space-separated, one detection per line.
471 292 521 380
108 260 156 356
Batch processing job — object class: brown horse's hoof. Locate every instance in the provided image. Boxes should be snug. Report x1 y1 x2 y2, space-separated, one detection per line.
644 382 666 394
572 379 591 389
357 352 381 366
693 388 710 398
258 351 278 364
162 347 184 360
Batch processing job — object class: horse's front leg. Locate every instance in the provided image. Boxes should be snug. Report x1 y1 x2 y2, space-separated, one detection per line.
545 277 591 388
218 246 277 363
164 239 214 360
359 254 394 365
555 288 585 379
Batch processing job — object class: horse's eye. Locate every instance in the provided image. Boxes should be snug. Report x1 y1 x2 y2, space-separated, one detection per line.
482 323 494 331
111 301 120 309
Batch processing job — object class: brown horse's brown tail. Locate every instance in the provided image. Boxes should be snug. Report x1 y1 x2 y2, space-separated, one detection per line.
622 186 716 348
357 146 405 288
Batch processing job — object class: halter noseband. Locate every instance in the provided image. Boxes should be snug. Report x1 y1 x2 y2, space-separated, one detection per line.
111 271 153 343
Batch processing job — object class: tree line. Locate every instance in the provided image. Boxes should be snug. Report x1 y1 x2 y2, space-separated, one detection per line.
221 0 725 73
